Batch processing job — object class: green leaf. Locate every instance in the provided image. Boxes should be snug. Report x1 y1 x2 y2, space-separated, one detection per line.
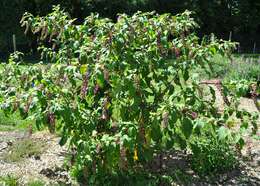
59 133 68 146
80 64 88 74
217 126 229 140
183 68 189 81
112 104 121 119
236 137 245 149
146 95 154 103
181 117 193 139
174 134 187 150
144 87 153 94
193 119 205 135
151 121 162 142
209 86 216 102
35 118 42 130
97 72 105 88
210 47 216 54
170 109 178 124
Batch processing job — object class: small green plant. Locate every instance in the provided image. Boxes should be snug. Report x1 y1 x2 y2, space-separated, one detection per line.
9 52 24 63
190 135 237 176
27 180 45 186
224 79 252 97
3 138 45 162
0 111 35 132
0 111 17 131
0 175 19 186
224 58 260 82
197 54 260 82
209 54 231 79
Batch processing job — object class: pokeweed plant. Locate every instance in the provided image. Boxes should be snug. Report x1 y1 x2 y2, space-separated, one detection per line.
0 6 258 182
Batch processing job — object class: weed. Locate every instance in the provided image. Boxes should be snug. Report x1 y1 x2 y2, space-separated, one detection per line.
196 54 260 82
0 111 35 132
190 135 238 176
27 180 45 186
224 58 260 82
2 138 45 162
0 175 19 186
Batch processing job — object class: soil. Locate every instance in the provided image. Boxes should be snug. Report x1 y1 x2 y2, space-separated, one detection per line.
0 131 75 185
0 84 259 186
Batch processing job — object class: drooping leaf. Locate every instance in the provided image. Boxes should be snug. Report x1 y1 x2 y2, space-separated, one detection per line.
181 117 193 139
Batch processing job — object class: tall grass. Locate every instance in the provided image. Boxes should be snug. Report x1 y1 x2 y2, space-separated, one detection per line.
197 54 260 82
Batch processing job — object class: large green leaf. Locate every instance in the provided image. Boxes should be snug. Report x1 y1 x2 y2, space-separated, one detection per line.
181 117 193 139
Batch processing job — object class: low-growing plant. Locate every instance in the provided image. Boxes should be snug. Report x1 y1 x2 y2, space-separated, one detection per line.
198 54 260 98
0 111 17 127
224 79 252 97
202 54 260 82
27 180 45 186
225 57 260 82
0 111 35 132
190 135 237 176
0 175 19 186
3 138 45 162
207 54 231 79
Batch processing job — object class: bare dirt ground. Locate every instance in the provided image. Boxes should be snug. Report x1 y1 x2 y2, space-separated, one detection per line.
0 85 259 185
0 132 74 185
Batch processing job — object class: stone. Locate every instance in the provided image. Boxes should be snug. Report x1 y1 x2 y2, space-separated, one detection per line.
0 142 8 152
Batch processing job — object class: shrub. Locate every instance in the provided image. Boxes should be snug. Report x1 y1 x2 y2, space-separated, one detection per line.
0 6 257 184
190 135 237 176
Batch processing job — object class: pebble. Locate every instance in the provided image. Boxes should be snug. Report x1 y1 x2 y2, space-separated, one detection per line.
0 142 8 151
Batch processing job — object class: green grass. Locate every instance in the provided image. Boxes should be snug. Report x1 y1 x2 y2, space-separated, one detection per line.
0 175 46 186
27 180 46 186
0 111 35 132
225 58 260 82
195 54 260 81
233 53 260 58
0 175 19 186
2 138 46 162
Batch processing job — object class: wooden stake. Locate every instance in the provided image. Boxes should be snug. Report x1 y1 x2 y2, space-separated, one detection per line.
12 34 16 52
229 31 232 41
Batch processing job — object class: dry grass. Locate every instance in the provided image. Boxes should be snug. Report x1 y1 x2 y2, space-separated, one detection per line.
2 138 46 162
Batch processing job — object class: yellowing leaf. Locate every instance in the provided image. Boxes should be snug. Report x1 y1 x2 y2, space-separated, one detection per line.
133 148 138 161
80 64 88 74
